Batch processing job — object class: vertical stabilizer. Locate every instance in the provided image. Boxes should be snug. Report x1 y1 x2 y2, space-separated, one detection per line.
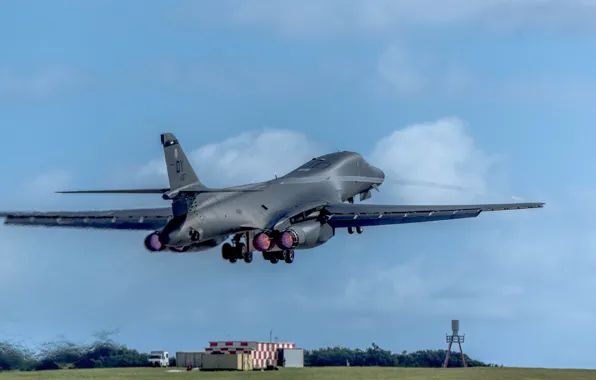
160 133 204 190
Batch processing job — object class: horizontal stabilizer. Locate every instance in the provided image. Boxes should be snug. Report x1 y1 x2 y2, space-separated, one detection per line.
57 188 169 194
56 187 262 199
162 186 262 199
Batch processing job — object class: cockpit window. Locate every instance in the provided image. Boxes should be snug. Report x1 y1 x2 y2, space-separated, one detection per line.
297 160 330 170
298 161 318 169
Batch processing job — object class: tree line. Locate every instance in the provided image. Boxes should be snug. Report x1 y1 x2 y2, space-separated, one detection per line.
0 335 500 371
304 346 499 367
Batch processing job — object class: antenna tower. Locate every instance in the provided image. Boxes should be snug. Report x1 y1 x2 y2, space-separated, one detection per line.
443 319 467 368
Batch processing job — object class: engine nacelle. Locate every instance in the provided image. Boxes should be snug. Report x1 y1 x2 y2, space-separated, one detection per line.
144 231 165 252
253 230 274 251
278 220 334 250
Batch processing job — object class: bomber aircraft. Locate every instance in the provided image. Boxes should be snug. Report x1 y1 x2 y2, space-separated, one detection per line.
0 133 544 264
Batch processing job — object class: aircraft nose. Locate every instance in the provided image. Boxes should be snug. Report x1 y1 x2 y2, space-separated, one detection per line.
375 166 385 183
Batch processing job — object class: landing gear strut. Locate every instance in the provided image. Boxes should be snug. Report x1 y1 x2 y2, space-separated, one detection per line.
284 249 294 263
221 233 253 263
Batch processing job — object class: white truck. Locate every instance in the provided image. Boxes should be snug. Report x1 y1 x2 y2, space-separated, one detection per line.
148 351 169 367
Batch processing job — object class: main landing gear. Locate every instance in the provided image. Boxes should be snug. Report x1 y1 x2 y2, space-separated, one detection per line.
347 226 363 234
262 249 294 264
221 234 253 264
220 232 296 264
221 242 253 263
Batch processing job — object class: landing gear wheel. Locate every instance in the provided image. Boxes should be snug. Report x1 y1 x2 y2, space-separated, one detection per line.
348 227 354 234
284 249 294 264
243 251 253 263
356 226 363 234
221 243 233 260
229 256 237 263
270 257 279 264
236 242 246 258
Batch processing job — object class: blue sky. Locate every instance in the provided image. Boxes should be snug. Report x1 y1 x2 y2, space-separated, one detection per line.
2 0 596 369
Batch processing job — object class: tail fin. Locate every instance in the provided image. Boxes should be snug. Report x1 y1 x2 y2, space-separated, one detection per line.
161 133 204 190
55 133 262 198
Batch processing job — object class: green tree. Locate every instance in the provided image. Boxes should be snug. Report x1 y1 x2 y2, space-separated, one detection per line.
304 345 495 368
1 336 500 371
0 341 34 371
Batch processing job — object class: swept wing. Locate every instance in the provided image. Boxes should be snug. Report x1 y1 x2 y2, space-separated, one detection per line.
321 202 544 228
0 208 172 230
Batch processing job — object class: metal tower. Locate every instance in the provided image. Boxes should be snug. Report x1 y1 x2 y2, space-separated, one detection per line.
443 319 467 368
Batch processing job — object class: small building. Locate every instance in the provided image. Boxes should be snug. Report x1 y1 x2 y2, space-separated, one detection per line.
202 353 253 371
277 347 304 368
205 341 299 369
175 352 204 368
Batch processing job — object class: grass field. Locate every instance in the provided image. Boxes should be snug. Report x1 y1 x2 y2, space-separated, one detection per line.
1 367 596 380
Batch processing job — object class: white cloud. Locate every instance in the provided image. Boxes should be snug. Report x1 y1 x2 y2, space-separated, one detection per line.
376 44 427 97
0 234 21 287
151 62 324 98
369 117 499 203
188 0 596 37
27 170 72 192
139 119 494 203
372 43 596 106
318 224 593 323
327 255 528 320
132 117 594 329
0 67 88 99
139 129 327 187
20 170 73 206
5 116 590 366
498 79 596 107
0 175 54 287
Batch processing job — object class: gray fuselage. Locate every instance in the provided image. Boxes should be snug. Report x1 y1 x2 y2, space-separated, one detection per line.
159 151 384 249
